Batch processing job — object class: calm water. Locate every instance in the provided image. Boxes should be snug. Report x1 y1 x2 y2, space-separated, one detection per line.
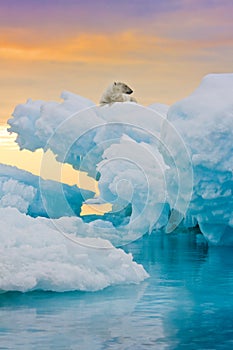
1 231 233 349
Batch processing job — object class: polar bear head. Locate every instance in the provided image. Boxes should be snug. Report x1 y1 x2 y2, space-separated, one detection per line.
112 82 133 95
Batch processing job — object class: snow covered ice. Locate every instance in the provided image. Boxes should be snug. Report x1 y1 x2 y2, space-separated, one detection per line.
0 207 148 292
1 73 233 292
8 95 175 244
162 74 233 245
0 164 148 292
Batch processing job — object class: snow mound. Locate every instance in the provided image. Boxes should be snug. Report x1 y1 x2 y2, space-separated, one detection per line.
0 207 148 293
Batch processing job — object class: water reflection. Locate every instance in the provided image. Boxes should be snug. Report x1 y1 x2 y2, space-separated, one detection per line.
0 230 233 349
126 231 233 349
0 283 148 349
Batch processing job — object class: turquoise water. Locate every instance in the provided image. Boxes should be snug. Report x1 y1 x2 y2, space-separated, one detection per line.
1 231 233 349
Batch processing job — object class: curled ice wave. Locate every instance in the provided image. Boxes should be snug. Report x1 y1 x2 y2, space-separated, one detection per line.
0 207 148 293
39 102 190 245
9 95 188 243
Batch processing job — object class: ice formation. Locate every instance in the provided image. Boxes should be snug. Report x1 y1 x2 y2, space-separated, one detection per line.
162 74 233 245
8 94 174 243
0 163 94 218
3 70 233 274
0 164 149 292
0 207 148 292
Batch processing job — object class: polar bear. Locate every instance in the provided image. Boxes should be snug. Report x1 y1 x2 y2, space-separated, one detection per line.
100 82 137 105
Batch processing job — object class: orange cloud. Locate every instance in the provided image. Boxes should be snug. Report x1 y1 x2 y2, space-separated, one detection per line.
2 30 230 65
0 27 232 125
0 31 148 63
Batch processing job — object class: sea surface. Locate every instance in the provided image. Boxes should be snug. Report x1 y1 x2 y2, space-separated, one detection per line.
1 230 233 349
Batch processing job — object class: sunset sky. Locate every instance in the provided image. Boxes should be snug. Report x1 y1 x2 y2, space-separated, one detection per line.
0 0 233 197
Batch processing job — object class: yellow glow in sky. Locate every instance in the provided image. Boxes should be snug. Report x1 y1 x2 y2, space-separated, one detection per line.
0 126 96 190
0 125 112 215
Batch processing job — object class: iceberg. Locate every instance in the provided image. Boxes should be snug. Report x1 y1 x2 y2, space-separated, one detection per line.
5 73 233 256
8 96 174 244
0 207 148 292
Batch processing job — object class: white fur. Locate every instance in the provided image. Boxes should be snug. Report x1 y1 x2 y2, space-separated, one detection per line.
100 82 137 105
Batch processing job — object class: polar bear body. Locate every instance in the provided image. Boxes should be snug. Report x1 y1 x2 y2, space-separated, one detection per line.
100 82 137 105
